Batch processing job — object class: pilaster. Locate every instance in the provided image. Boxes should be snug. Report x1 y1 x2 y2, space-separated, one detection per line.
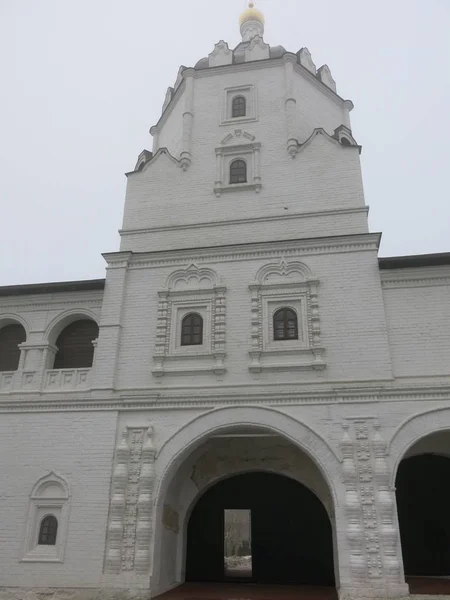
338 420 409 600
92 252 132 394
284 54 298 158
180 69 195 171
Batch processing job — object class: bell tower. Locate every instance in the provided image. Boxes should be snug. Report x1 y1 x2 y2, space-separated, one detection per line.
119 2 366 254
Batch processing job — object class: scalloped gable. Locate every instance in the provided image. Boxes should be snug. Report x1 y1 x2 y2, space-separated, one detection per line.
297 128 358 154
127 147 180 176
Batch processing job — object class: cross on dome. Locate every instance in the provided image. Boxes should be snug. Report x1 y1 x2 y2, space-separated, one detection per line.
239 1 265 42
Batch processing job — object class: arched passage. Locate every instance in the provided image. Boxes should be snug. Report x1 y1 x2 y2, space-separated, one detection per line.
151 406 341 598
186 472 334 586
394 429 450 587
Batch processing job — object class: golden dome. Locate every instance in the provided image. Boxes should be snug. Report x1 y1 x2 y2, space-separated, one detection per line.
239 1 265 26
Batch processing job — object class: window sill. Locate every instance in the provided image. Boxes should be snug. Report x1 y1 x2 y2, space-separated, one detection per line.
248 347 326 374
21 548 62 563
152 352 226 378
214 181 262 198
220 116 258 127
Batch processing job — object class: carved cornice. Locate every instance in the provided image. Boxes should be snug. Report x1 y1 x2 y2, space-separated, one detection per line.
0 298 103 311
381 275 450 288
1 384 450 413
121 234 382 270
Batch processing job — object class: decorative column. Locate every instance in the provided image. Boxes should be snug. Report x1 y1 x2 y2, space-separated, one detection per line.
180 69 195 171
284 54 298 158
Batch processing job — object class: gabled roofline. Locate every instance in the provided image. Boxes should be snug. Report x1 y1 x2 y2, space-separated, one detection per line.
150 54 353 135
379 253 450 269
0 279 106 297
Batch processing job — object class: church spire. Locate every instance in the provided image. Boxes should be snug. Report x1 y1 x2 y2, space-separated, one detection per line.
239 1 265 42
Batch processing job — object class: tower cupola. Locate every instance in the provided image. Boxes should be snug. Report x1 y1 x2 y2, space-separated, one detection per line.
239 1 265 42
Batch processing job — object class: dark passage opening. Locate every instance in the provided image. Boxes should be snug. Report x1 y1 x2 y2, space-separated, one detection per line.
186 472 334 586
396 454 450 577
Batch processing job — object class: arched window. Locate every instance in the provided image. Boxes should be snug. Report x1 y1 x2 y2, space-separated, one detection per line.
232 95 246 118
273 308 299 341
229 159 247 184
0 323 26 371
340 137 351 147
181 313 203 346
53 319 99 369
38 515 58 545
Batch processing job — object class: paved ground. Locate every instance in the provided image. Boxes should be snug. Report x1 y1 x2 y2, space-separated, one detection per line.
156 579 450 599
156 583 338 599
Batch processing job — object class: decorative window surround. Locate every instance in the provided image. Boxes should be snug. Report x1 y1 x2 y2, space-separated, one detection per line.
214 130 261 197
21 472 70 563
153 264 226 378
221 84 258 126
248 259 325 373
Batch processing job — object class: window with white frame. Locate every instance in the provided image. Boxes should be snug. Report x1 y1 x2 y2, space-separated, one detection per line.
221 85 257 125
214 130 261 197
21 472 70 562
248 259 325 373
153 264 227 377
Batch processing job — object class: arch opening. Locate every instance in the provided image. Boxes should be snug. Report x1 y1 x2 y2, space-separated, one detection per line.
395 431 450 594
152 413 339 598
186 471 334 586
53 319 99 369
0 322 26 371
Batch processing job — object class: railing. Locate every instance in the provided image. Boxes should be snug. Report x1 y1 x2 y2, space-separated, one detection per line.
44 368 91 391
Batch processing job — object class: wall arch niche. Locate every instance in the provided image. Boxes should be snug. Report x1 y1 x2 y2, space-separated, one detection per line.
150 406 340 597
394 429 450 594
22 472 70 563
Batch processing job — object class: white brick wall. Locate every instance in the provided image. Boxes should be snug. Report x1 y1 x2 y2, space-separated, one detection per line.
0 411 117 588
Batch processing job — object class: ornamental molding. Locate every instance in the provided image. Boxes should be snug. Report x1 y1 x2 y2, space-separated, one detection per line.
104 426 156 575
1 386 450 413
254 259 314 284
340 420 402 584
0 298 103 311
120 234 382 270
381 274 450 288
214 129 262 197
164 263 222 290
153 265 226 378
248 259 324 373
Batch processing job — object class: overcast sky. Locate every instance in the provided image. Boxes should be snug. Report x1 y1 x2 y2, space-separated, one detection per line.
1 0 449 285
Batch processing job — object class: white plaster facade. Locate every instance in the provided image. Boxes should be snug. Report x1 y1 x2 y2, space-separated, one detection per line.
1 6 450 600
